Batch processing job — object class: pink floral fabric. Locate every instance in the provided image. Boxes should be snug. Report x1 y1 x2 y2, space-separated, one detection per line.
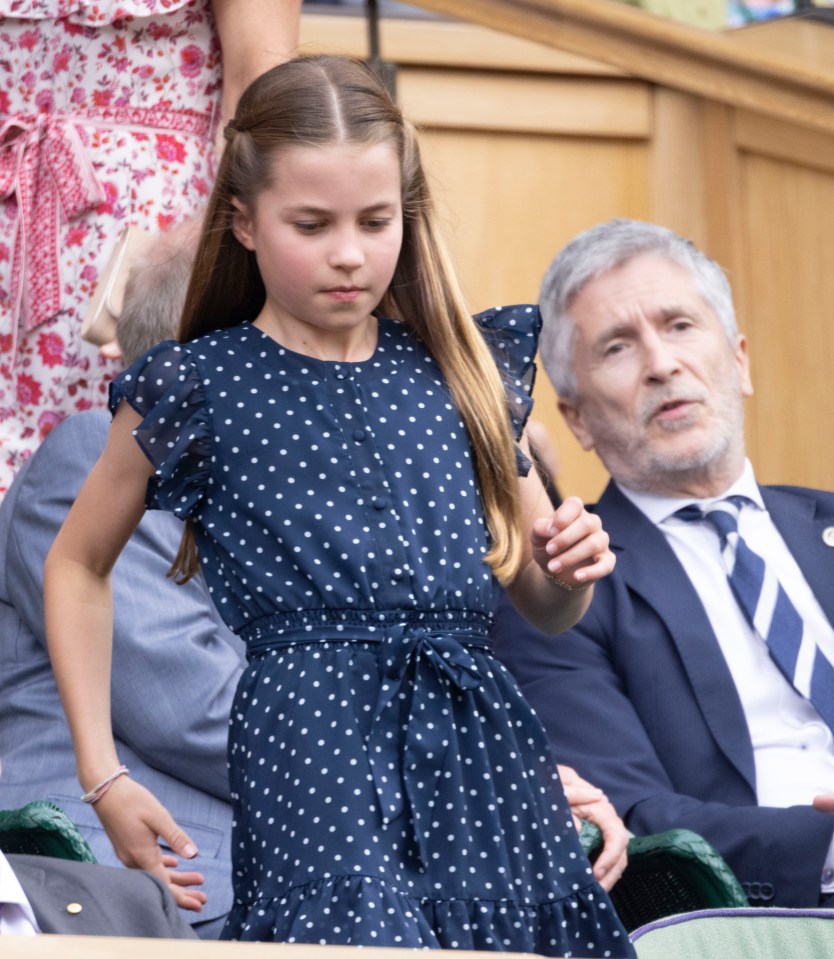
0 0 221 496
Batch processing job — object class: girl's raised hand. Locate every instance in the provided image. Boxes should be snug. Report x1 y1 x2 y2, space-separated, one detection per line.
531 495 615 590
93 775 207 911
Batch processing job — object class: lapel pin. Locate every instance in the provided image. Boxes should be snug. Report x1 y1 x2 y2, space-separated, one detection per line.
66 902 83 915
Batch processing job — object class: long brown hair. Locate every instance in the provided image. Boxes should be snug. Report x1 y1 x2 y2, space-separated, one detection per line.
170 56 522 585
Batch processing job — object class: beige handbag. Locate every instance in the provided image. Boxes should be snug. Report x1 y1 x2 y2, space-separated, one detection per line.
81 225 155 346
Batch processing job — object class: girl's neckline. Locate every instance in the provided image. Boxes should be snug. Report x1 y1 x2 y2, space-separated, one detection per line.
248 316 382 366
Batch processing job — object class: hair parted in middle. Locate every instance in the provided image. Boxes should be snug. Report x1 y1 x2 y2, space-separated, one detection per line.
171 55 523 585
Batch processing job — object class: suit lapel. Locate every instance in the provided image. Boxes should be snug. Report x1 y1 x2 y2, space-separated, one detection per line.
763 485 834 629
597 482 757 789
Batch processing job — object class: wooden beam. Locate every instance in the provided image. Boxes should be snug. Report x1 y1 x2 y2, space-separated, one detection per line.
401 0 834 134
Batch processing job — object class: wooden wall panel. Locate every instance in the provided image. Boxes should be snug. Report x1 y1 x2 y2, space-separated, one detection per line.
416 130 650 501
738 150 834 490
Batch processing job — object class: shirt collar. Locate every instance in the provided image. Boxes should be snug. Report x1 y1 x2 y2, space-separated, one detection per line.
0 849 39 930
616 458 764 526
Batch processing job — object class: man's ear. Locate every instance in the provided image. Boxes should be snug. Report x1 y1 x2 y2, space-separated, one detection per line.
558 397 596 452
231 198 255 251
735 333 754 398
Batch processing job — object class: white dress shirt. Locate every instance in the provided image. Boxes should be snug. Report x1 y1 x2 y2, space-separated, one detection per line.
619 460 834 890
0 850 39 936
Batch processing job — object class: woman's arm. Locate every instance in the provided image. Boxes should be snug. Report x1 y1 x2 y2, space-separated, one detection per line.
212 0 302 137
504 431 614 634
44 403 206 911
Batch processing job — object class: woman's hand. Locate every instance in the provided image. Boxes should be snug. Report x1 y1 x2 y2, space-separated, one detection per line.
531 495 615 590
559 764 628 892
93 775 207 911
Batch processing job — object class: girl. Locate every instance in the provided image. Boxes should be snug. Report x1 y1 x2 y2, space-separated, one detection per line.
45 56 632 956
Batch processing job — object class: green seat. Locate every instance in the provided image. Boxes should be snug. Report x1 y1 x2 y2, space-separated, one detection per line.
630 907 834 958
581 824 748 932
0 800 97 863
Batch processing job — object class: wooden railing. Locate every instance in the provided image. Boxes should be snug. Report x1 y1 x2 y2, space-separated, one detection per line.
2 936 535 959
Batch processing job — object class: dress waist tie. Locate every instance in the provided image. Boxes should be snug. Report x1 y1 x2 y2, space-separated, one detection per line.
0 106 213 346
241 611 492 869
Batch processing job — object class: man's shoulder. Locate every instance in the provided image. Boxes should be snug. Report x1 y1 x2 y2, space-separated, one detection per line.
9 854 196 938
763 483 834 510
13 411 109 488
9 852 129 882
0 411 110 530
39 410 110 455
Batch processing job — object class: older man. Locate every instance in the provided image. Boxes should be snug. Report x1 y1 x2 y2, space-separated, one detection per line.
495 218 834 909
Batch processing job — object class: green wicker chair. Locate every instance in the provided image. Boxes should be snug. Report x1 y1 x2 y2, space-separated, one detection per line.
631 907 834 958
0 800 97 863
581 824 748 932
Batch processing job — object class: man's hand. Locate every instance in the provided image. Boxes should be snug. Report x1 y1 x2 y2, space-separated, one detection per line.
559 764 628 892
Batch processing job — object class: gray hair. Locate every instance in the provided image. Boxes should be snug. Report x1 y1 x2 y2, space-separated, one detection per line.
117 221 199 365
538 219 737 400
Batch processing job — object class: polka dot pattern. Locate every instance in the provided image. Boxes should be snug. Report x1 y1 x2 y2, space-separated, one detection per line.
110 307 633 957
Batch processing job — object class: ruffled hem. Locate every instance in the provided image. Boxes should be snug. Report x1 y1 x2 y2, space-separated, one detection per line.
109 339 212 516
223 873 633 957
0 0 200 25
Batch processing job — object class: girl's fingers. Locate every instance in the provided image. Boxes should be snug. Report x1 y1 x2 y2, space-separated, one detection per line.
531 496 585 547
544 532 613 580
168 871 208 892
545 511 606 556
531 498 615 586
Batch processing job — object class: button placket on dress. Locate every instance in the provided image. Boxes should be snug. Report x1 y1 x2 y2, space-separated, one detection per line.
330 364 411 603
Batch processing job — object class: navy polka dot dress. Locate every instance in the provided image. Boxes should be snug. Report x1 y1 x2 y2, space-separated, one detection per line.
111 305 633 957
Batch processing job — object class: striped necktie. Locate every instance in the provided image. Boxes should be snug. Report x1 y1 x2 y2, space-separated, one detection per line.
676 495 834 732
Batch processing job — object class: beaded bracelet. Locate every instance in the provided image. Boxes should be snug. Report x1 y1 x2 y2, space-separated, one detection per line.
80 764 130 804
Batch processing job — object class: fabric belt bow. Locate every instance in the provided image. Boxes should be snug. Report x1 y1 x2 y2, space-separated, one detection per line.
0 114 104 333
367 624 484 868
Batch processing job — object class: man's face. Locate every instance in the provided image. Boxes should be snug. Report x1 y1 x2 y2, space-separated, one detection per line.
558 254 753 498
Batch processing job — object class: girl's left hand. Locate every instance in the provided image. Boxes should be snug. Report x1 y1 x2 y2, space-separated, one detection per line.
531 495 615 590
559 764 629 892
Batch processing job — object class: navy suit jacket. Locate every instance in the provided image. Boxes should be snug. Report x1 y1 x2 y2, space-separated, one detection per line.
494 479 834 908
0 411 247 936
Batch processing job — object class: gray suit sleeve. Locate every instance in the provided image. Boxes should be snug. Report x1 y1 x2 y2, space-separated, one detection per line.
6 412 245 800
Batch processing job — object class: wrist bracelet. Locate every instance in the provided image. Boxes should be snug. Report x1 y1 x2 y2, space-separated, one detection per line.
81 764 130 804
543 568 580 591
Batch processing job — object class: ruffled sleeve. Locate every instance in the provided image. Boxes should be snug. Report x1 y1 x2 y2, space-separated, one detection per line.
109 340 212 517
473 303 541 475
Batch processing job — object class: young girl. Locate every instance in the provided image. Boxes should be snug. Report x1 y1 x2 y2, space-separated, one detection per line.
45 56 632 956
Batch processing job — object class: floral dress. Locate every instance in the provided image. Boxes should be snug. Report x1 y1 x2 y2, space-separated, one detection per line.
0 0 220 495
111 305 635 957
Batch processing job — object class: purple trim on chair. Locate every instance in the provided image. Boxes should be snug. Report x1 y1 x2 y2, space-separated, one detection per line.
630 906 834 942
